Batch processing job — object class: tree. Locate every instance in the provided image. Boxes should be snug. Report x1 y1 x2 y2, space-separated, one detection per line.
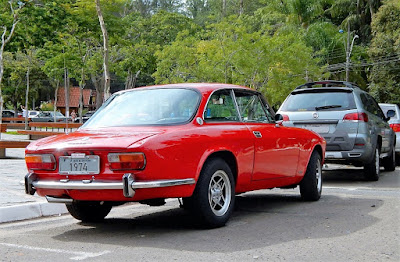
154 16 324 106
95 0 111 101
368 0 400 103
0 0 23 124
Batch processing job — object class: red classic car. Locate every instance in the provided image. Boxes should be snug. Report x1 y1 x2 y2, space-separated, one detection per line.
24 83 326 228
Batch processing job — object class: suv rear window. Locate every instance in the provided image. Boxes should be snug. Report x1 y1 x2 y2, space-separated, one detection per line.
280 90 356 112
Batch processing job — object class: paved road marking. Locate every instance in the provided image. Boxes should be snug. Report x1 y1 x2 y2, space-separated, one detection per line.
0 242 111 260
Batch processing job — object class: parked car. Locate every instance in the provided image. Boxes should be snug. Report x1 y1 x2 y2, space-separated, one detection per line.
2 109 17 119
24 83 326 228
27 110 40 118
74 111 95 123
31 111 68 122
379 103 400 164
278 80 396 181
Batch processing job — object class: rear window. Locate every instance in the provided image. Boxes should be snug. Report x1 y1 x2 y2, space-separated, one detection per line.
380 105 398 119
280 91 356 112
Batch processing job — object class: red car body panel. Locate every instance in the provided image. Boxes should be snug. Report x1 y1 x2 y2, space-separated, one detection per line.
25 83 326 202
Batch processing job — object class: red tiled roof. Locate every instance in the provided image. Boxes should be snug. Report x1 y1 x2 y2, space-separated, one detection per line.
56 87 93 108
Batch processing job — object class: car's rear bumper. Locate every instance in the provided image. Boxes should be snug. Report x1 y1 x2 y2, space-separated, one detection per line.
25 173 196 200
324 147 372 163
395 132 400 153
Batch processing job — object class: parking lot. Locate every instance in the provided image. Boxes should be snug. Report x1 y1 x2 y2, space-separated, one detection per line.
0 148 398 261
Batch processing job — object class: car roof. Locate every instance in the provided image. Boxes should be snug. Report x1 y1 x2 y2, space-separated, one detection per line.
115 83 255 95
379 103 399 107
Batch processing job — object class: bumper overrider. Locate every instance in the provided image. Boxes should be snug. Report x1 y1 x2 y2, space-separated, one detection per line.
25 173 195 202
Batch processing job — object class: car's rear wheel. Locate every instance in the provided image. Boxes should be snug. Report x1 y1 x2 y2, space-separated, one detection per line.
383 145 396 171
364 147 380 181
66 201 112 222
190 158 235 228
300 151 322 201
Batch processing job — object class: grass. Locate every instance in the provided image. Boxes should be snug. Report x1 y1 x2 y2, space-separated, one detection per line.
6 131 24 135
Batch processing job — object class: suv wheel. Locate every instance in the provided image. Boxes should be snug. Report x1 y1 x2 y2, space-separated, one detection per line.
364 147 380 181
383 146 396 171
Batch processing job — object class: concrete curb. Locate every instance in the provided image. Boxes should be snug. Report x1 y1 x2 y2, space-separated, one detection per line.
0 202 68 224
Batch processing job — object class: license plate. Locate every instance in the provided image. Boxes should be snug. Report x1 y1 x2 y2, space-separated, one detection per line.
302 124 330 133
59 155 100 175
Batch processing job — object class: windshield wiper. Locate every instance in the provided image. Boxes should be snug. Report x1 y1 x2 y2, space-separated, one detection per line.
315 105 342 111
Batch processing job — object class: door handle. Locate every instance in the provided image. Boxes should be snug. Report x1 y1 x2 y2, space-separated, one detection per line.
253 131 262 138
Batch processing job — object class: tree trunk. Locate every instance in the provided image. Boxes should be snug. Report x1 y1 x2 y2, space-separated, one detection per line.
79 68 86 123
0 1 21 127
222 0 226 17
239 0 244 16
53 82 59 123
125 70 140 89
24 67 29 130
95 0 111 102
91 74 103 110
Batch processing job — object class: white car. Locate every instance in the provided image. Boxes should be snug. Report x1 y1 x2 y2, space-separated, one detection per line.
27 110 40 118
379 103 400 164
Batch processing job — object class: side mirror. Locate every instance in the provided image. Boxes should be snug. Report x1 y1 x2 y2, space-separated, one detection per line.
275 114 283 126
386 109 395 119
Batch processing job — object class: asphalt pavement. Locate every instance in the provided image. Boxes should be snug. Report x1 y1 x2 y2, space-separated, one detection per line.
0 134 67 223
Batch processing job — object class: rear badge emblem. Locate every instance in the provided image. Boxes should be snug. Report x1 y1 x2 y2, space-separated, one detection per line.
313 112 319 119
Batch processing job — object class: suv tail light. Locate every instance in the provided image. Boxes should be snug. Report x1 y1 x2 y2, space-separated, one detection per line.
390 123 400 132
343 112 368 122
282 114 290 121
108 153 146 170
25 154 56 170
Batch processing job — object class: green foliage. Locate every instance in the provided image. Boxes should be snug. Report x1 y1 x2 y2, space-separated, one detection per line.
154 16 324 107
40 101 54 111
368 0 400 104
2 49 42 110
1 0 398 109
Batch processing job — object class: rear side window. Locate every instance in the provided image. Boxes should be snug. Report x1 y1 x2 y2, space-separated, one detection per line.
234 91 273 123
280 91 356 112
360 93 385 119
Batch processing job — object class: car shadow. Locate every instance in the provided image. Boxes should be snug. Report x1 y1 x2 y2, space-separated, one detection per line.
52 192 382 252
322 164 398 188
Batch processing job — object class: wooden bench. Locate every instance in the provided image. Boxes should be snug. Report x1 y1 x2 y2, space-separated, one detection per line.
2 118 30 129
0 140 31 158
0 123 6 133
2 117 30 122
17 122 83 140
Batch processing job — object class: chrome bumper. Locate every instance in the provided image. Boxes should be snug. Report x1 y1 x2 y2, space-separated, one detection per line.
25 173 195 199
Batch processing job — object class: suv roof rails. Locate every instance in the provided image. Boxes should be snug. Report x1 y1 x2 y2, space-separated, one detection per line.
295 80 360 90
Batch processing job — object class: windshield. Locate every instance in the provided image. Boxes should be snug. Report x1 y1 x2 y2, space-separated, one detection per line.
280 91 356 112
84 88 200 127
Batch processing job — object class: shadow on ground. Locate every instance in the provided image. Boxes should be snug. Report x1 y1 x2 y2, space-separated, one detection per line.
52 192 382 252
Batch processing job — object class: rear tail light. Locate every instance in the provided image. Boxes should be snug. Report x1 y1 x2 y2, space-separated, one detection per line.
343 112 368 122
390 123 400 132
282 114 290 121
25 154 56 170
108 153 146 170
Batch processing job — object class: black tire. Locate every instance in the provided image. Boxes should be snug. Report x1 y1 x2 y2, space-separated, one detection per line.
190 158 235 228
396 153 400 166
66 201 112 222
364 147 380 181
383 145 396 171
300 151 322 201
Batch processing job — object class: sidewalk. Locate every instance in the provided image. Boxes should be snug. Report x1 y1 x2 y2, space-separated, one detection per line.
0 134 67 223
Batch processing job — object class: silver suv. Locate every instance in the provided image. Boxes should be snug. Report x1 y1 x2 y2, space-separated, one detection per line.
278 81 396 181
